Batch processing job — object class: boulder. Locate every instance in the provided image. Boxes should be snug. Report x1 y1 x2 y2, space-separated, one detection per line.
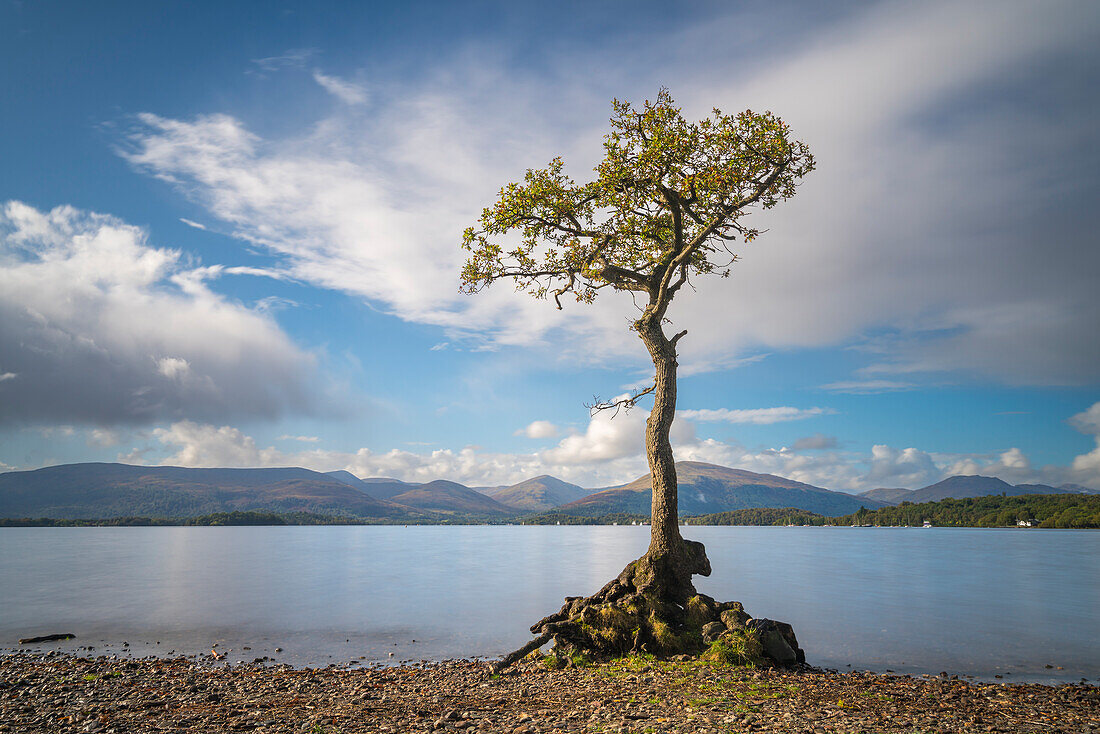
747 618 805 666
701 621 726 643
720 606 750 630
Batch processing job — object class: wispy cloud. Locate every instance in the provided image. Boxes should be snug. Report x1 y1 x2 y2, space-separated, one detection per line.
249 48 317 73
821 380 916 394
312 71 368 105
278 434 320 443
678 407 834 424
178 217 207 230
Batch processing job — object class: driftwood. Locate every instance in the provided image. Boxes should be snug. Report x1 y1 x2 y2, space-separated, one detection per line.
19 633 75 644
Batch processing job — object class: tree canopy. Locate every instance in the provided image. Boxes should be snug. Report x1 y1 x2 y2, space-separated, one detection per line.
461 89 814 317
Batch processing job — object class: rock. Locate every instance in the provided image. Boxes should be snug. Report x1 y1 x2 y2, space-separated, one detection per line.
747 619 804 666
701 622 726 643
719 608 749 630
760 630 797 665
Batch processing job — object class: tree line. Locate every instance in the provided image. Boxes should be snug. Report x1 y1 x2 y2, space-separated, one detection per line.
3 493 1097 528
826 493 1100 529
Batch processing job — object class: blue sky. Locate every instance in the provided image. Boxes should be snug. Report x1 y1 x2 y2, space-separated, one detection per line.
2 0 1099 492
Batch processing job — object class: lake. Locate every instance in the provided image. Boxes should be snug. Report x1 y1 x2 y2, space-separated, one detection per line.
1 525 1097 683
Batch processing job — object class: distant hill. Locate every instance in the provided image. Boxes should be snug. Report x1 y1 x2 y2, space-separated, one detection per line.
323 470 377 492
353 479 418 501
560 461 886 517
858 487 914 504
388 480 516 516
1060 483 1100 495
859 475 1100 505
0 463 419 520
489 475 589 511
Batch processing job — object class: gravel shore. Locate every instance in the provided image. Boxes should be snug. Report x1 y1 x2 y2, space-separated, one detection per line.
1 652 1096 733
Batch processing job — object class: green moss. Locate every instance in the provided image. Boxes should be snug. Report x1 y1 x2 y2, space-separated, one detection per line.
541 654 566 670
700 629 764 666
649 617 676 650
685 595 715 627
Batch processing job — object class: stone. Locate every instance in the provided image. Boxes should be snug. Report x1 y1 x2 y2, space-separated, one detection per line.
701 622 726 643
719 608 749 630
760 630 797 665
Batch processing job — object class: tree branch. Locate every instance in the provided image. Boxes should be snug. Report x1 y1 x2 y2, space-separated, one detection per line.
586 383 657 418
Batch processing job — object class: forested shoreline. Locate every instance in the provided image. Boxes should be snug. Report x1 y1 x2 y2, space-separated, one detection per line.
825 493 1100 529
2 493 1098 528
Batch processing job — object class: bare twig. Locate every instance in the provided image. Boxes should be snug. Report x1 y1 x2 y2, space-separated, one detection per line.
586 383 657 418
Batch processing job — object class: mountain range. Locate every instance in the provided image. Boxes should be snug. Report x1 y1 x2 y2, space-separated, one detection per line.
0 463 417 520
560 462 886 516
0 461 1095 521
858 475 1099 505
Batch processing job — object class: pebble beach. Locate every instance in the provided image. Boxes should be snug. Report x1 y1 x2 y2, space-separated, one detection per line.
1 651 1096 734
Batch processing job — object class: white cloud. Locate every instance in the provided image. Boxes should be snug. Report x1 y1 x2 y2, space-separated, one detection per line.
278 434 320 443
178 217 207 230
128 399 1100 492
38 425 75 438
1069 402 1100 435
87 428 121 448
820 380 915 394
150 421 269 467
863 445 943 488
1069 402 1100 486
312 71 368 105
156 357 191 380
0 372 16 382
677 407 832 425
516 420 559 439
0 201 321 425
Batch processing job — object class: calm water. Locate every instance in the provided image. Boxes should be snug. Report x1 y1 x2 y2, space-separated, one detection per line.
1 526 1097 683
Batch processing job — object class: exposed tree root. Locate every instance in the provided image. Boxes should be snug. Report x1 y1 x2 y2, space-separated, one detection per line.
492 540 804 673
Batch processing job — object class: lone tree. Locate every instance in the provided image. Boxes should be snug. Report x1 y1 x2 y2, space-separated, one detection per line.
462 90 814 667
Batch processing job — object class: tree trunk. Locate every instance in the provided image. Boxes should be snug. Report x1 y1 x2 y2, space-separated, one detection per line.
637 318 682 555
626 315 711 601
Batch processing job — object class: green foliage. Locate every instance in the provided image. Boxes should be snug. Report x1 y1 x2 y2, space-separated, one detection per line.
461 89 813 310
684 595 716 627
826 493 1100 528
541 653 566 670
685 508 826 526
700 629 764 667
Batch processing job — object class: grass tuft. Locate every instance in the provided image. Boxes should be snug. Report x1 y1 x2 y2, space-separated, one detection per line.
700 628 764 666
